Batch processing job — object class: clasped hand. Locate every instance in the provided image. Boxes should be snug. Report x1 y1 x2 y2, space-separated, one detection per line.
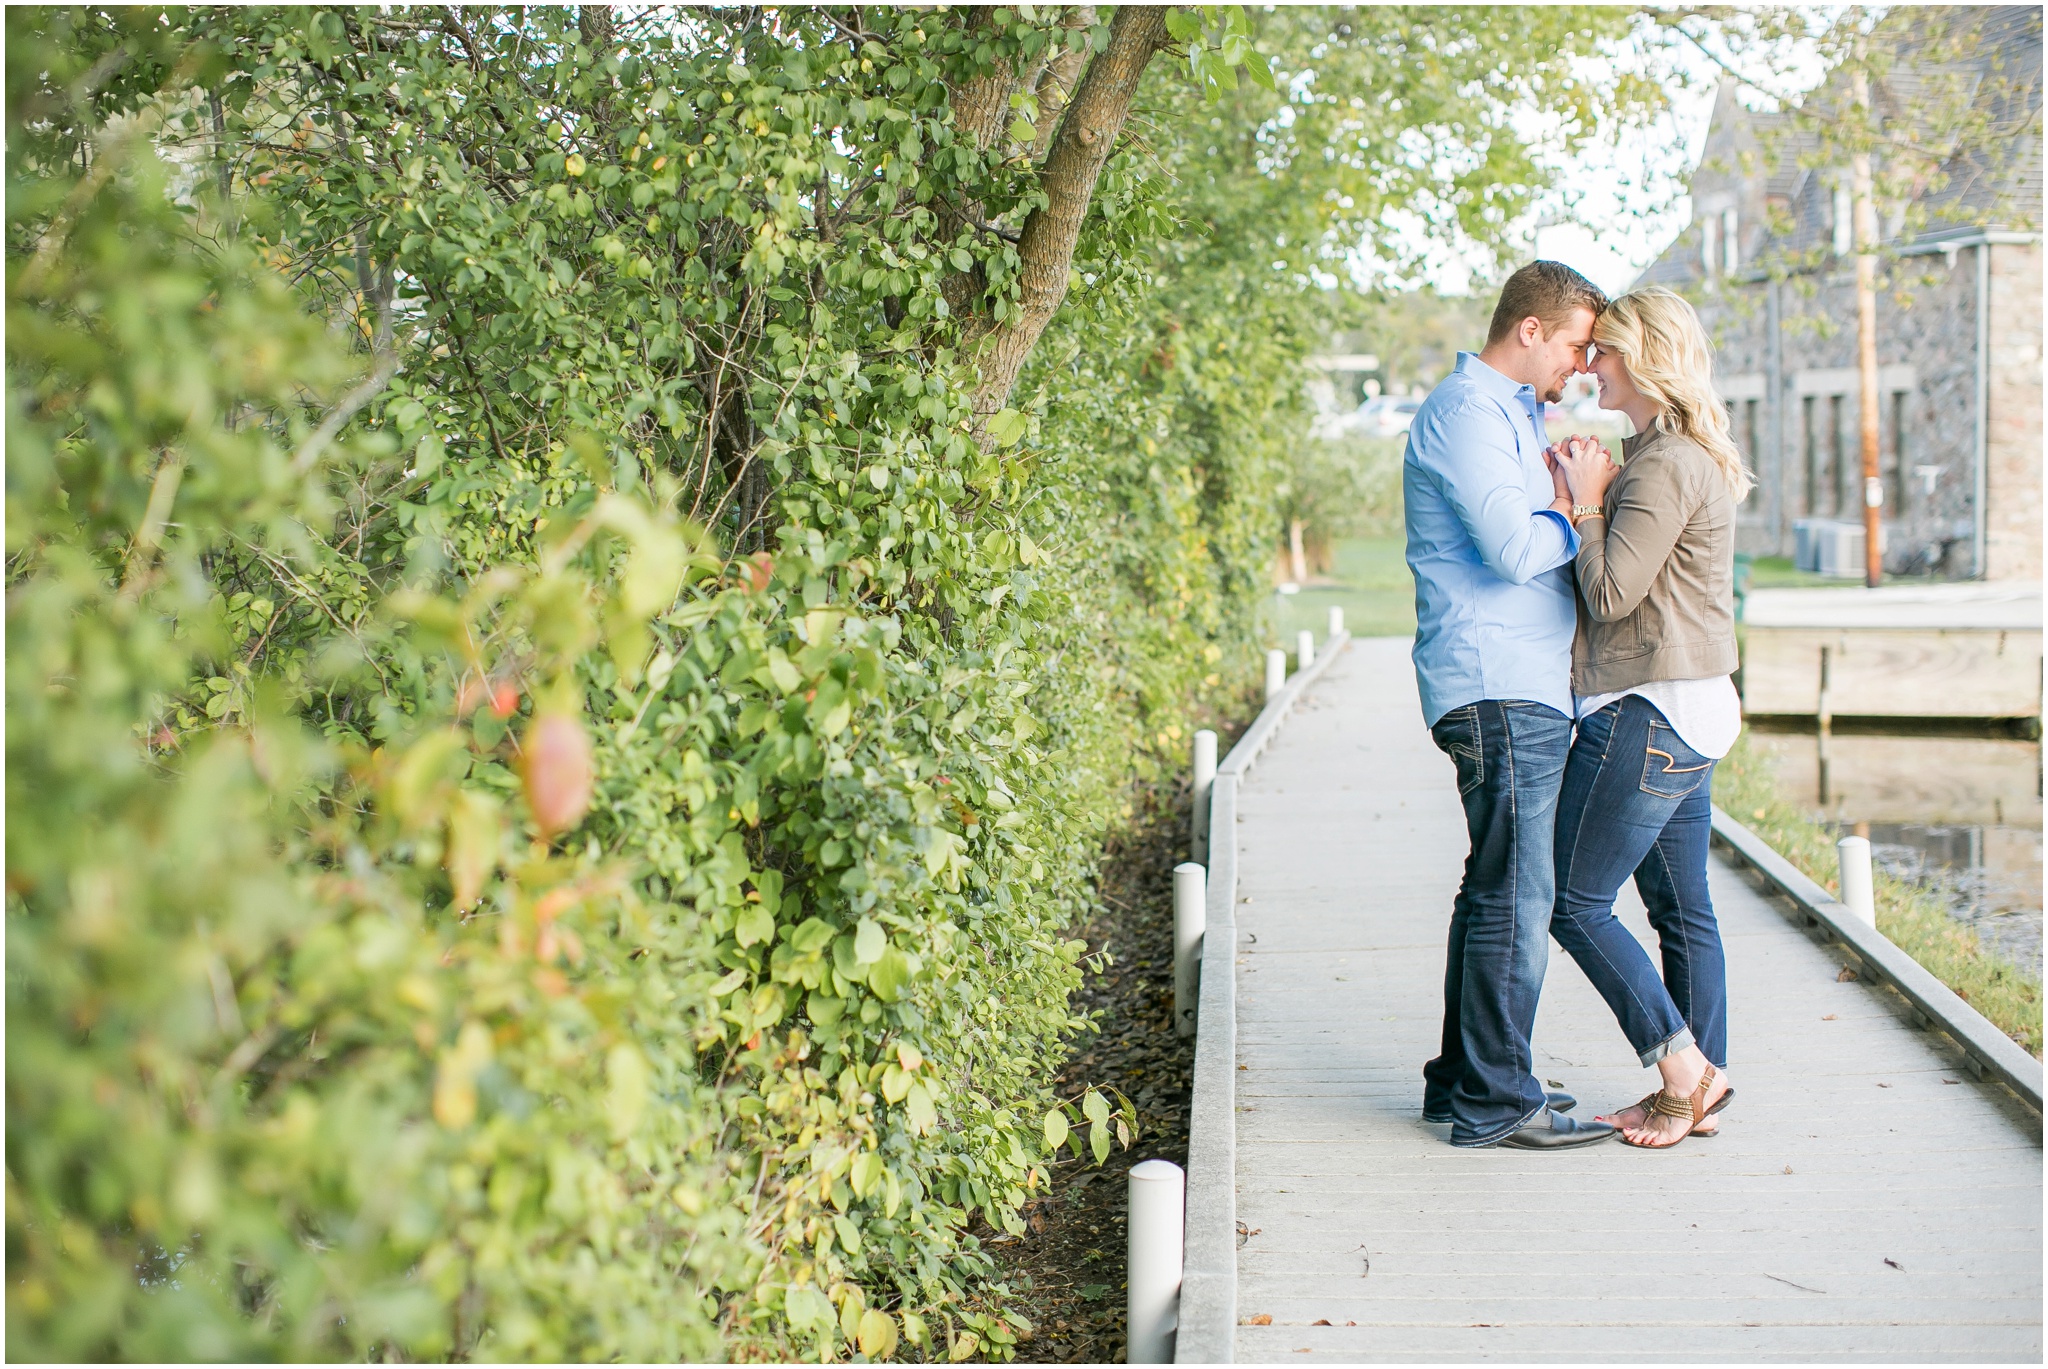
1544 433 1616 515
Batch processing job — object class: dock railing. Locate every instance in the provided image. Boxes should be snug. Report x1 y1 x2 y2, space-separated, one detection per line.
1710 806 2043 1114
1175 628 1351 1364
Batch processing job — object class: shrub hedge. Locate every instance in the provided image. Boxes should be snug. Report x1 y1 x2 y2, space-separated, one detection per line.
8 6 1645 1358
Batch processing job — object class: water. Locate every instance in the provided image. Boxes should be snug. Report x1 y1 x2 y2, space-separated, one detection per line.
1747 728 2043 972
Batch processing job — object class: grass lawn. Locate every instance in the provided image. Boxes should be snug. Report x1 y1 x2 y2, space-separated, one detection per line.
1270 534 1415 644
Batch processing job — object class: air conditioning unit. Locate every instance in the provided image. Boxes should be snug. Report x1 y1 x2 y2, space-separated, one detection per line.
1793 518 1885 577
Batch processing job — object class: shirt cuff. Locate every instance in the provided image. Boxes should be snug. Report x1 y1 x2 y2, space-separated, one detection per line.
1536 506 1580 554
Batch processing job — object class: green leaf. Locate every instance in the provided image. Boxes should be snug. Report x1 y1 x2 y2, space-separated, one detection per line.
786 1285 833 1330
734 899 775 948
1082 1089 1110 1128
904 1082 938 1135
868 946 911 1001
853 918 886 965
1043 1109 1069 1151
985 408 1028 447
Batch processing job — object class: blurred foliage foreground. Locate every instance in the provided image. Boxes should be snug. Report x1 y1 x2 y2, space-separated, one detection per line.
6 5 1650 1360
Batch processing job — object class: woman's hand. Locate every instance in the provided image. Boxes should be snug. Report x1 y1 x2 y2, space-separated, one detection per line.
1554 434 1616 510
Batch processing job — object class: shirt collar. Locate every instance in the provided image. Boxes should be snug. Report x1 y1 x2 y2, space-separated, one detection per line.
1455 351 1538 407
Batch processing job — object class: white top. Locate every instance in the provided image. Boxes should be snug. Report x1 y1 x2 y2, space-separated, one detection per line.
1576 674 1743 760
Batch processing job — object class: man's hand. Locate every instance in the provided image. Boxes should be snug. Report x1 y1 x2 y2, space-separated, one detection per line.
1543 445 1571 503
1554 434 1616 510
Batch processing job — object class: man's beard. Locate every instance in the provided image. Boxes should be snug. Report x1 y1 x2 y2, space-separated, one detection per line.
1542 383 1566 405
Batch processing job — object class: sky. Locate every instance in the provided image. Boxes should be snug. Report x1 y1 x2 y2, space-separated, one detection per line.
1379 13 1836 298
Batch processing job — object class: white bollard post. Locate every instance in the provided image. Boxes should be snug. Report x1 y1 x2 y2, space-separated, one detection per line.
1264 648 1286 701
1189 730 1217 864
1328 605 1344 639
1297 628 1315 671
1173 862 1205 1037
1126 1159 1186 1364
1837 836 1877 927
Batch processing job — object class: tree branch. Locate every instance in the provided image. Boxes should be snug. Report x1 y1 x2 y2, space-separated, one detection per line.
967 3 1167 418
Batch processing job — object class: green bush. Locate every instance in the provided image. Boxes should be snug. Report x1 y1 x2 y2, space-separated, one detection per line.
8 6 1651 1359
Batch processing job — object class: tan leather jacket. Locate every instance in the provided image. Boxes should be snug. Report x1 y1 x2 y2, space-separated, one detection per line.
1571 427 1739 695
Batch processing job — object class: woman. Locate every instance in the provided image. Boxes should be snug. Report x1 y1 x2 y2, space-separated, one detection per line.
1549 286 1753 1149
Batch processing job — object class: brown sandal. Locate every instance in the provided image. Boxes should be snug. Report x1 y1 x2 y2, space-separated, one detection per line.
1620 1064 1728 1149
1616 1079 1735 1137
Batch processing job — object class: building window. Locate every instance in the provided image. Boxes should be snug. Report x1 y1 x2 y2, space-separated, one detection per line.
1722 207 1740 274
1832 183 1853 257
1700 215 1719 281
1802 395 1819 515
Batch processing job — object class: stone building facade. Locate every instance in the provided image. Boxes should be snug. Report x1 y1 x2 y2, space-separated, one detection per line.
1636 9 2042 580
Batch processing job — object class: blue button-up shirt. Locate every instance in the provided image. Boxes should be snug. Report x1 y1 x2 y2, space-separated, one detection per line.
1404 352 1580 726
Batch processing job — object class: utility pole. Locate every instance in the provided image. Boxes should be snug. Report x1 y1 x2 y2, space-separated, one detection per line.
1851 63 1883 588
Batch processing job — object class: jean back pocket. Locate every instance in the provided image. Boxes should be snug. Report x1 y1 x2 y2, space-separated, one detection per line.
1639 721 1711 798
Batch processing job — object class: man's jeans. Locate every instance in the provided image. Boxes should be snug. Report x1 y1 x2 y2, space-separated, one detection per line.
1549 695 1729 1069
1423 699 1573 1146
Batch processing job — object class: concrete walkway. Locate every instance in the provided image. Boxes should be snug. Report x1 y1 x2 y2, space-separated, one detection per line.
1231 637 2042 1362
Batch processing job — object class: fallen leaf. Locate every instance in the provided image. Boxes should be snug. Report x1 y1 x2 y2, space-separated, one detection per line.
1312 1319 1331 1326
1876 1081 1892 1088
1884 1258 1905 1271
1942 1078 1960 1084
1837 965 1859 982
1821 1014 1838 1021
1783 1164 1794 1174
1245 1314 1272 1326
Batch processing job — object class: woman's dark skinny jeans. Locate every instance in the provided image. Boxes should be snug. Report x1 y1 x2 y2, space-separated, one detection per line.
1550 694 1729 1070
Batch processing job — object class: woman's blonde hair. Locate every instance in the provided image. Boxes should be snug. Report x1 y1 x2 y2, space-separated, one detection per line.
1592 286 1755 501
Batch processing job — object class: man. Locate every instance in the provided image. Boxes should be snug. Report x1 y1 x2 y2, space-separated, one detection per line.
1403 261 1615 1150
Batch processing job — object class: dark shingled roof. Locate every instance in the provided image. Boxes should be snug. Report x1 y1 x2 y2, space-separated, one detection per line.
1635 5 2041 289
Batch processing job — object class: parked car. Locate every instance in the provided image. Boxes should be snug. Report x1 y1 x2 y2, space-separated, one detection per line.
1310 394 1425 441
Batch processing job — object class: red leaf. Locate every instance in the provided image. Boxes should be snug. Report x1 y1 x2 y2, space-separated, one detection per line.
521 711 593 839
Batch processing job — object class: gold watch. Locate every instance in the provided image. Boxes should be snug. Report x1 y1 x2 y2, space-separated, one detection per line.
1572 504 1605 520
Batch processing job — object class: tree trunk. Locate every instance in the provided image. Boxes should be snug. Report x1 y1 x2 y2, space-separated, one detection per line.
967 3 1168 418
1288 520 1308 585
1030 6 1098 162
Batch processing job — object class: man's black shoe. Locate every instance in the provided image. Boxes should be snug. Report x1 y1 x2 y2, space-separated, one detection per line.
1495 1108 1616 1149
1422 1090 1575 1125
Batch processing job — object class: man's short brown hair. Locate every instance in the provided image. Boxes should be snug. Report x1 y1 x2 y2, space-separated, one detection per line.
1485 260 1608 346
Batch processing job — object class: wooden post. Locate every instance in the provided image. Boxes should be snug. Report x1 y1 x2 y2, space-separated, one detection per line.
1851 64 1883 588
1296 629 1314 671
1190 730 1217 864
1126 1159 1185 1364
1173 861 1205 1037
1264 649 1286 701
1328 605 1344 639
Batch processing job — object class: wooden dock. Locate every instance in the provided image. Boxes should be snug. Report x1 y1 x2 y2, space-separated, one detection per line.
1740 582 2042 720
1221 637 2042 1362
